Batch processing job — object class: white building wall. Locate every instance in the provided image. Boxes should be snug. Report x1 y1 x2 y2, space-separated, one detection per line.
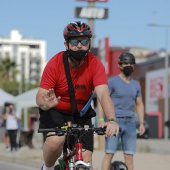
0 30 47 84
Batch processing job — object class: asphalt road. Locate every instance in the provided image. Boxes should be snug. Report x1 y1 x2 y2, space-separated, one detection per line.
0 160 39 170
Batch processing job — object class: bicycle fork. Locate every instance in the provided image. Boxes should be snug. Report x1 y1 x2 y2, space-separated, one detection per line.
68 139 91 170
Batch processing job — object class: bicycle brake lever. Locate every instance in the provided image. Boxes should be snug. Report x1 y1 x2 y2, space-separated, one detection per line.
97 131 105 135
57 131 65 136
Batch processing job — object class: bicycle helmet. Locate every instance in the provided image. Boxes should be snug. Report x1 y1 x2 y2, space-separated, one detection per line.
63 21 92 41
118 52 136 64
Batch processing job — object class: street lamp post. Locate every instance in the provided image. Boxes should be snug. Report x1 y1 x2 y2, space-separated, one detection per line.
148 23 170 140
88 1 95 47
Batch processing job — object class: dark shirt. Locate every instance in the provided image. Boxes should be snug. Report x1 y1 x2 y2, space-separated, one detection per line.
1 108 6 127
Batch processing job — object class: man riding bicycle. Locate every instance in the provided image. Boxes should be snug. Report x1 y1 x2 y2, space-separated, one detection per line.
36 21 119 170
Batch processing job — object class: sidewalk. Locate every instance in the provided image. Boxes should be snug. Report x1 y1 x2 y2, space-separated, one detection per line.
0 139 170 170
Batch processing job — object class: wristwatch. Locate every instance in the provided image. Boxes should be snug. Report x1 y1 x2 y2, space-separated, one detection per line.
108 118 117 122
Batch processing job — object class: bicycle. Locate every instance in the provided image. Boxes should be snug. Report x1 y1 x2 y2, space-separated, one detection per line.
38 121 108 170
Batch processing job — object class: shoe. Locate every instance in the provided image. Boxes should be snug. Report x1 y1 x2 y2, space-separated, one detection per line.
5 146 11 153
6 151 14 157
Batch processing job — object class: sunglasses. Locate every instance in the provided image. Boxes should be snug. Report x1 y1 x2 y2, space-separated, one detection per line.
69 39 90 46
122 62 134 65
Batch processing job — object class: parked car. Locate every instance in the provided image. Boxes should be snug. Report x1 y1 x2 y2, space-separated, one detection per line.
165 120 170 128
135 118 149 139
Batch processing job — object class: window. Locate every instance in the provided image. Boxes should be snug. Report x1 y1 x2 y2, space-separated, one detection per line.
29 45 39 49
21 52 26 58
5 52 10 57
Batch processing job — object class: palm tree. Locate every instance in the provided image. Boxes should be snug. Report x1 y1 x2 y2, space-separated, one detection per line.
0 57 39 95
0 57 19 95
0 57 18 81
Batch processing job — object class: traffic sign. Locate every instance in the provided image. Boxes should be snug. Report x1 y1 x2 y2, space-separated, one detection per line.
76 0 108 2
75 7 108 19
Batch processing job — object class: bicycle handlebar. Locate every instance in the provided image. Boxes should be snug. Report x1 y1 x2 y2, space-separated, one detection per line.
38 124 121 137
38 125 107 136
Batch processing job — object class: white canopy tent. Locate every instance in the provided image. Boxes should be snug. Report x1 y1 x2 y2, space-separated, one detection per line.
11 88 39 111
10 88 39 130
0 88 15 107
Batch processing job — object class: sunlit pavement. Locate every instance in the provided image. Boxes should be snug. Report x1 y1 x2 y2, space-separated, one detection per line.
0 139 170 170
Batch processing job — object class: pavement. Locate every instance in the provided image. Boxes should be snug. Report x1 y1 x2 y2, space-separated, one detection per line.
0 138 170 170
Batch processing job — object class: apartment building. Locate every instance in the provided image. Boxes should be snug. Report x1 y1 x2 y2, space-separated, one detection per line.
0 30 46 84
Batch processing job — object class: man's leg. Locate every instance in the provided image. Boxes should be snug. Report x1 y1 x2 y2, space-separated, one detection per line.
1 133 6 144
101 153 114 170
43 135 65 169
124 154 133 170
38 108 69 170
101 119 122 170
82 150 92 163
122 117 136 170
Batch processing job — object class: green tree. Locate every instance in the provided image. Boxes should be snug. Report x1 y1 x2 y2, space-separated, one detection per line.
0 57 18 81
0 57 39 95
0 57 19 95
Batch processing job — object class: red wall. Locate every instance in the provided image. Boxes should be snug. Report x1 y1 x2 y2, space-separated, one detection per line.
108 51 123 76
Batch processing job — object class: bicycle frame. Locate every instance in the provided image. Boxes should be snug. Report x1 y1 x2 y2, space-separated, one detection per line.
38 121 106 170
60 129 92 170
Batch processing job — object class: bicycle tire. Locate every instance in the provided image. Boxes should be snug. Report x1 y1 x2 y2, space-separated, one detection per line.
54 164 60 170
75 165 90 170
110 161 128 170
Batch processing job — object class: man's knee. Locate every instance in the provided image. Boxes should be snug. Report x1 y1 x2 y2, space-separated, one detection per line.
106 153 114 161
44 136 65 151
124 154 133 160
82 150 92 163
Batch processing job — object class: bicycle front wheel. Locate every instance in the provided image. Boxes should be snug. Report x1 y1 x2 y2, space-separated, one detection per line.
54 164 61 170
75 166 90 170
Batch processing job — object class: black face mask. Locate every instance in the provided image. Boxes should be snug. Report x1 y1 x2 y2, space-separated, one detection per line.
67 49 88 61
122 66 133 77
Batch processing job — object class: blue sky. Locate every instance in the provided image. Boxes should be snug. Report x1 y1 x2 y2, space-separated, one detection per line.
1 0 170 61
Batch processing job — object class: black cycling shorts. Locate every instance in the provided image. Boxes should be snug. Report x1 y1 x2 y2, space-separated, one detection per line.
39 108 94 152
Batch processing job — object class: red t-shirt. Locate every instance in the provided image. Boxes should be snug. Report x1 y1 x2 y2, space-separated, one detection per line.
40 51 108 113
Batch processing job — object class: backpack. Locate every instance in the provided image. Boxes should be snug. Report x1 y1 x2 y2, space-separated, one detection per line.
110 161 128 170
